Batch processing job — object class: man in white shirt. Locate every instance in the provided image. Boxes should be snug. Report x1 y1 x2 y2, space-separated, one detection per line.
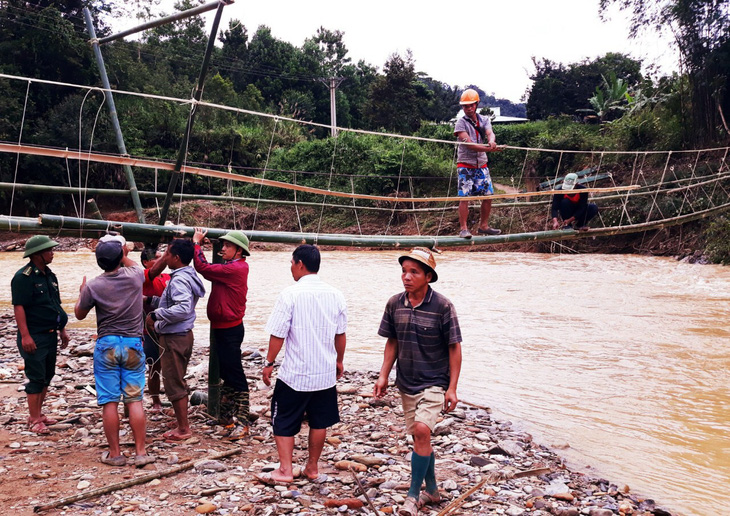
261 245 347 484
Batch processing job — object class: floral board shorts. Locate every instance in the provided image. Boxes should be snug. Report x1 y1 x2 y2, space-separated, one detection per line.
458 166 494 196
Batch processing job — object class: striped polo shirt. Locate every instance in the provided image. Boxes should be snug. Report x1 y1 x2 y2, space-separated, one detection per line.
266 274 348 392
378 287 462 395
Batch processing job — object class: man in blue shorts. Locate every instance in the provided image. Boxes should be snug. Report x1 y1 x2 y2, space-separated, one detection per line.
375 247 462 516
75 235 154 467
261 244 347 484
454 88 504 239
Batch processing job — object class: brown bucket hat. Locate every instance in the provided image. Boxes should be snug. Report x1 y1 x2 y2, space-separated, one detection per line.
398 247 438 283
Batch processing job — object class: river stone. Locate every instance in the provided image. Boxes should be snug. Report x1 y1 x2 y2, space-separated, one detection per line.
442 479 458 491
505 506 525 516
588 510 615 516
433 418 455 435
470 455 489 467
76 480 91 489
194 460 227 472
195 503 217 514
545 481 570 496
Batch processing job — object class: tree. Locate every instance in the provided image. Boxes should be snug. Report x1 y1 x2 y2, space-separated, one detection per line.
599 0 730 143
589 72 632 121
526 53 643 120
365 51 422 133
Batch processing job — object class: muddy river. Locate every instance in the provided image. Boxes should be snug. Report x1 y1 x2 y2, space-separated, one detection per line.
1 249 728 515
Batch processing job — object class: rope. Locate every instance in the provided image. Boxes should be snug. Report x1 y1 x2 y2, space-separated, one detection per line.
8 80 31 218
252 117 279 231
316 134 341 235
382 139 407 237
3 72 729 156
435 146 459 237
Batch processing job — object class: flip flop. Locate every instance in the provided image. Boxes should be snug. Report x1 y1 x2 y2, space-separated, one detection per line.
101 451 127 467
255 472 293 486
40 416 58 425
163 429 193 441
28 420 50 435
305 473 329 483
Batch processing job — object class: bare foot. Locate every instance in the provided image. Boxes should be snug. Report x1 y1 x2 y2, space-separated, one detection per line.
270 468 294 483
162 428 192 441
303 464 319 480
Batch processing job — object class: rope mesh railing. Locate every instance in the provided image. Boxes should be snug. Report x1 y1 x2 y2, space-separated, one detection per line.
1 72 730 248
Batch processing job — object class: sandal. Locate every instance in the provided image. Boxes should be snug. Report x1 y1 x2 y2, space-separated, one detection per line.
28 420 50 435
133 454 156 467
418 490 441 507
398 497 419 516
100 451 127 467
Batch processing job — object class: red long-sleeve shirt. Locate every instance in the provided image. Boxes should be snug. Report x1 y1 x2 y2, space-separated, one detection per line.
193 244 249 329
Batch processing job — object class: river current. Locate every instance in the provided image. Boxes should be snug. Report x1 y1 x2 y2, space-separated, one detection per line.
1 249 728 515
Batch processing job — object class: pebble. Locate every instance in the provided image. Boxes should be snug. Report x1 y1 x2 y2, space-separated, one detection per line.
195 503 217 514
76 480 91 489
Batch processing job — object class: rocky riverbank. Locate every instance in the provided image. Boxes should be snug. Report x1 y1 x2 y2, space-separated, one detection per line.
0 311 674 516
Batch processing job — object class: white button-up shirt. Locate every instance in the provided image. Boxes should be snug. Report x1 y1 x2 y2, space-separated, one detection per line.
265 274 348 392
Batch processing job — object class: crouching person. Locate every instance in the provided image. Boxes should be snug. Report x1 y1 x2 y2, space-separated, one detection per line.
75 235 154 467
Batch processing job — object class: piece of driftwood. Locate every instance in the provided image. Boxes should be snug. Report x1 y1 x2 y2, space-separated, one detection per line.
33 446 241 512
350 468 378 516
436 467 552 516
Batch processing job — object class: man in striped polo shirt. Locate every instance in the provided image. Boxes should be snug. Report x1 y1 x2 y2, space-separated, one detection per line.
261 244 348 484
374 247 462 516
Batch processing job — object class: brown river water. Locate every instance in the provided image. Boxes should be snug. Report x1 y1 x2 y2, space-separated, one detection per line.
1 249 728 515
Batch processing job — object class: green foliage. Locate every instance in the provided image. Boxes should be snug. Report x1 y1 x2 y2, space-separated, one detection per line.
526 53 643 120
588 72 632 121
704 215 730 264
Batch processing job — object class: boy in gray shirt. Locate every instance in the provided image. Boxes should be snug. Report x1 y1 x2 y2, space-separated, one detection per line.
145 239 205 441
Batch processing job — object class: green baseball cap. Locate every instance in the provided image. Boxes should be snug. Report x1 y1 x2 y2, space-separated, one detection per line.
23 235 59 258
219 230 250 256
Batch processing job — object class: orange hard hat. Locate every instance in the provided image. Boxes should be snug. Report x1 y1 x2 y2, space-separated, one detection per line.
459 88 480 105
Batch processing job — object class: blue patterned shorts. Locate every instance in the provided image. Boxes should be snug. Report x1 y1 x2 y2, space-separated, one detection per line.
457 166 494 197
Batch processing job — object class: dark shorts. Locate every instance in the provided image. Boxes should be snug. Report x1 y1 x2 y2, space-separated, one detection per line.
271 380 340 437
457 166 494 196
143 332 160 363
17 331 58 394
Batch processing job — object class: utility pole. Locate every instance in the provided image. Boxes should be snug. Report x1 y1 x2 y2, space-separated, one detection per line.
319 77 344 137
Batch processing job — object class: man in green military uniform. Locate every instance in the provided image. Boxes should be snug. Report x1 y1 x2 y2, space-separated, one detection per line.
11 235 70 435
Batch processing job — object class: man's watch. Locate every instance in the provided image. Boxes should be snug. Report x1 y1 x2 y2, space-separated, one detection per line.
265 361 275 368
150 312 157 322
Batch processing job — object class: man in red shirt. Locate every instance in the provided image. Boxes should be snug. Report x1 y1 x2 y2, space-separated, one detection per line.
140 247 170 412
192 228 251 439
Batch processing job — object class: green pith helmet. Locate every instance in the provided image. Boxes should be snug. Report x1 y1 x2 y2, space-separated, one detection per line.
220 231 250 256
23 235 60 258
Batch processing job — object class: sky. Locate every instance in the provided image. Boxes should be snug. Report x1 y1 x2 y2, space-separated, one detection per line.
125 0 679 104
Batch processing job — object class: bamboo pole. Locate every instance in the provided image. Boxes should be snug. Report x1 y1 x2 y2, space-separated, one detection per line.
0 143 640 203
157 0 229 226
33 446 241 512
83 8 146 224
85 199 103 220
28 200 730 247
98 0 231 44
208 240 222 419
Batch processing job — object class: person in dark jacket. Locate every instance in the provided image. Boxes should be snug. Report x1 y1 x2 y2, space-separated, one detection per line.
193 228 251 439
551 173 599 231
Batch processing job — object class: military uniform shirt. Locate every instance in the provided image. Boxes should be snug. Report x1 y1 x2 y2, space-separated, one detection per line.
11 262 68 333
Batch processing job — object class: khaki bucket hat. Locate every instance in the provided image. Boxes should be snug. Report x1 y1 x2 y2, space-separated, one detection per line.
23 235 59 258
398 247 438 283
220 230 250 256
